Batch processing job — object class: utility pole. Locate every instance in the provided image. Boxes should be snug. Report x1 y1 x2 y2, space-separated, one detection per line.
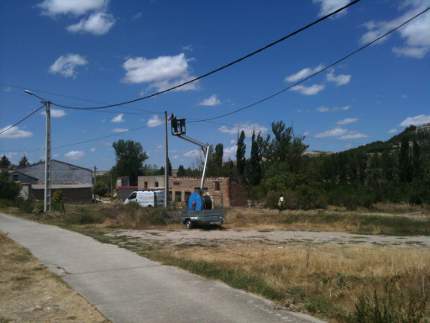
44 101 51 213
23 90 51 213
164 111 169 208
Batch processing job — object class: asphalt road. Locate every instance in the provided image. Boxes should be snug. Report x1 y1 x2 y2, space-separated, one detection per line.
0 213 323 323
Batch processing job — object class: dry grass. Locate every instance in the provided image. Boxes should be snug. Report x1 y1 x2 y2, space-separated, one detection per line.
224 207 430 235
145 242 430 322
0 232 107 323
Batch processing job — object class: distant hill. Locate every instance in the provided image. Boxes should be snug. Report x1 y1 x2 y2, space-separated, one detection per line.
345 124 430 155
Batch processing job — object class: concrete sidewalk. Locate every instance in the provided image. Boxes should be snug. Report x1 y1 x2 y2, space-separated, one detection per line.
0 213 323 323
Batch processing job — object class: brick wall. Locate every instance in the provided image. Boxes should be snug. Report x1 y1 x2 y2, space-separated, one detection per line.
137 176 231 207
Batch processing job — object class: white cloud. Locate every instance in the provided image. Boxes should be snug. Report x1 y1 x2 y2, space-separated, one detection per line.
183 149 202 159
41 108 66 118
218 123 267 137
65 150 85 160
0 126 32 139
339 132 368 140
400 114 430 127
286 64 325 83
90 147 96 152
388 128 398 134
122 53 197 92
361 1 430 59
223 145 237 161
315 127 367 140
317 105 350 112
112 128 128 133
327 69 351 86
111 113 124 123
147 115 162 128
199 95 221 107
38 0 107 16
313 0 351 17
132 12 143 20
67 12 115 35
315 127 348 138
337 117 358 125
291 84 325 96
392 46 429 58
49 54 88 78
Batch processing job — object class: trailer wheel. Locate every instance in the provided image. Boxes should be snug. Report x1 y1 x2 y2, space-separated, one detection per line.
185 219 193 229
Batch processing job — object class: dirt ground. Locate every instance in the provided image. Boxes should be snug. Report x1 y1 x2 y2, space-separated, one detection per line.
0 232 107 323
102 227 430 322
107 227 430 248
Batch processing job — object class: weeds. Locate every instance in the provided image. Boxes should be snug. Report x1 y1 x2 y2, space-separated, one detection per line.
348 275 429 323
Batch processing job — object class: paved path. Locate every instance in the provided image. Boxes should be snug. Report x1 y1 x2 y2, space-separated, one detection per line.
0 213 322 323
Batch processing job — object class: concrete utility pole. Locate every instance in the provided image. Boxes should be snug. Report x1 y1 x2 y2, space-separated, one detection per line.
164 111 169 208
23 90 52 213
44 101 51 213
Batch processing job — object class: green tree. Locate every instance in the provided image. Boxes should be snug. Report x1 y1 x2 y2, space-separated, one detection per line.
214 143 224 170
177 165 186 177
245 131 262 185
412 139 422 180
0 155 11 169
399 137 412 183
236 131 246 177
111 140 148 186
18 155 30 168
0 171 20 200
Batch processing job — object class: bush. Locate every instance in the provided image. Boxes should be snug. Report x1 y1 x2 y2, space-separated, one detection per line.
32 201 44 215
52 190 65 212
265 191 281 209
0 171 20 200
65 208 104 225
17 198 34 213
94 182 109 197
296 186 327 210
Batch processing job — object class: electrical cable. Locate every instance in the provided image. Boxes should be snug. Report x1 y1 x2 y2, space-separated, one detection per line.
188 7 430 123
0 105 44 135
51 0 360 110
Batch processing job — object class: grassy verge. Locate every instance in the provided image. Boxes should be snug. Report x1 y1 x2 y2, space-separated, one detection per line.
0 232 108 322
226 208 430 235
2 201 429 322
79 229 430 322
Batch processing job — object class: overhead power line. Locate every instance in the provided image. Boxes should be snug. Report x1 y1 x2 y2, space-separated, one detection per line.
0 105 44 135
189 6 430 123
51 0 360 111
22 124 150 154
1 83 159 115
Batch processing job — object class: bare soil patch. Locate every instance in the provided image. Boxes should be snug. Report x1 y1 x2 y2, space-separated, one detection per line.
0 232 107 323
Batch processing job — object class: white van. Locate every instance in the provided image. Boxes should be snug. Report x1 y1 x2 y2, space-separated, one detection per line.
124 190 164 207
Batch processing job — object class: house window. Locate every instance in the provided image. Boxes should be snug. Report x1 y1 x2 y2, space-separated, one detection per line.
214 181 220 191
144 181 148 189
173 181 180 186
155 181 159 188
175 191 182 202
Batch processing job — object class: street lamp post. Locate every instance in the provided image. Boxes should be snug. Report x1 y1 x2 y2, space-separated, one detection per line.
25 90 51 213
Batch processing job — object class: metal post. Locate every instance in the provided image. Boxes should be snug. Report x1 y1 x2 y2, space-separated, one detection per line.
164 111 169 208
44 101 51 213
200 145 210 190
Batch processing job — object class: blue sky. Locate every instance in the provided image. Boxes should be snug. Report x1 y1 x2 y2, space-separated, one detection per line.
1 0 429 170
